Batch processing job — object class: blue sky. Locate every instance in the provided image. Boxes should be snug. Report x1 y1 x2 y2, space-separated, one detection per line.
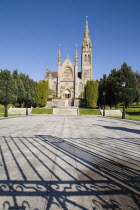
0 0 140 81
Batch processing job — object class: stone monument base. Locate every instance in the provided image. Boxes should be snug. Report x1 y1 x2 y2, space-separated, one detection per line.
53 107 79 115
46 99 86 108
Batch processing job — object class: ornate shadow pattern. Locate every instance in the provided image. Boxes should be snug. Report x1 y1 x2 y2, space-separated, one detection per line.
0 135 140 209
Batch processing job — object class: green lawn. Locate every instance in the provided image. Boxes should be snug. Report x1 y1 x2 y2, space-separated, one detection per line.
105 104 140 116
0 104 14 113
79 108 100 115
31 108 53 114
105 106 117 110
110 115 140 121
125 106 140 115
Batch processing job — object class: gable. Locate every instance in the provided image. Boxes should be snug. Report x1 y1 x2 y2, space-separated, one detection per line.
61 58 74 69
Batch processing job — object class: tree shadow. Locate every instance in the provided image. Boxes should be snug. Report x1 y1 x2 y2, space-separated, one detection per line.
102 125 140 135
0 135 140 209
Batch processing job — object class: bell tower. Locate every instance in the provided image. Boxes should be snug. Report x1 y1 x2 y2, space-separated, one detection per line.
81 17 92 84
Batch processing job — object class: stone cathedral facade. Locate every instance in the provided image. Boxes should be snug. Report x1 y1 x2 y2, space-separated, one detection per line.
45 20 93 99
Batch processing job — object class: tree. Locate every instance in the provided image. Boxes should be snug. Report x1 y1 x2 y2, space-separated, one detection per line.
85 80 98 108
19 73 36 107
98 74 108 108
0 69 17 114
12 70 25 107
118 62 138 107
98 62 138 108
35 80 48 107
135 71 140 104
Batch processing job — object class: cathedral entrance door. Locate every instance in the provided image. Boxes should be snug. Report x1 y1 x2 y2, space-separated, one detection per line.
64 90 71 98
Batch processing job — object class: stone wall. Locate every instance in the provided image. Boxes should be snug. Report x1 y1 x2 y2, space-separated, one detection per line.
46 99 86 108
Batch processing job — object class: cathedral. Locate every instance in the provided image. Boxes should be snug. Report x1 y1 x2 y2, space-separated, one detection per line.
45 20 93 99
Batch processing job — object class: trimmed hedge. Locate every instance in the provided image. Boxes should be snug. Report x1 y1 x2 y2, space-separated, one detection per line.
85 80 98 108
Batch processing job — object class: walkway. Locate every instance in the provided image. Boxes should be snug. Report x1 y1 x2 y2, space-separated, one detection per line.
0 115 140 209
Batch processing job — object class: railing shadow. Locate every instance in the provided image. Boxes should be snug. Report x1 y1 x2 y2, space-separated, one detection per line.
0 135 140 209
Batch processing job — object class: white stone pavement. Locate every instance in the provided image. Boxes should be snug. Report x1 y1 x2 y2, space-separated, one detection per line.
0 115 140 209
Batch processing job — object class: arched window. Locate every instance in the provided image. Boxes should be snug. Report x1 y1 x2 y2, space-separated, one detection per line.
84 54 87 62
88 54 91 63
64 67 73 78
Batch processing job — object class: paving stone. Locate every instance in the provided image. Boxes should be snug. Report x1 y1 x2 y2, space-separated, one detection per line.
0 115 140 209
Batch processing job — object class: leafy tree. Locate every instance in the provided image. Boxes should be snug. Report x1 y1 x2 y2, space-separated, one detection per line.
48 88 56 98
135 71 140 104
97 74 108 108
12 70 25 107
98 62 138 108
35 80 48 107
85 80 98 108
118 62 138 107
19 73 36 107
0 69 17 114
0 69 36 111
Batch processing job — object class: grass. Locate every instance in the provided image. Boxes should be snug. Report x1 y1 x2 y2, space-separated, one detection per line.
125 106 140 115
0 104 14 113
109 115 140 121
105 106 117 110
105 104 140 115
31 108 53 114
79 108 100 115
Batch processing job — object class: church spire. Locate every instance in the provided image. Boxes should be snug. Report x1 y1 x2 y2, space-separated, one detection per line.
84 16 90 39
81 17 93 82
58 44 61 65
75 44 78 65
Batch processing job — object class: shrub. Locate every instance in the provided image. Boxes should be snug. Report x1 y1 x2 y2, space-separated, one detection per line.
85 80 98 108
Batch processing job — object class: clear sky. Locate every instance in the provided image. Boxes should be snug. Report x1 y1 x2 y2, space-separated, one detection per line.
0 0 140 81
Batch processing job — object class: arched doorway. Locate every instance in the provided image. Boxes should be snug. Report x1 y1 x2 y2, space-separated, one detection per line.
64 89 71 98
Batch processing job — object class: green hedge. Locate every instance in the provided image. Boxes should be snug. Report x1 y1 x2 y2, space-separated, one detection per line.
85 80 98 108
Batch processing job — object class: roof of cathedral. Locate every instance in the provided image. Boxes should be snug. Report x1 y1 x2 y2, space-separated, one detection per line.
46 71 58 78
51 72 58 77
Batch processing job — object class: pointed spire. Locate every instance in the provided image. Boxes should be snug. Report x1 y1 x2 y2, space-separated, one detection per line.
84 16 90 39
75 44 78 65
58 44 61 58
58 44 61 64
75 44 78 59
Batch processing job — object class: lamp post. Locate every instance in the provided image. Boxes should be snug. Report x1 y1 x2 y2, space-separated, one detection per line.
103 91 106 117
4 77 8 117
122 81 126 119
26 88 29 115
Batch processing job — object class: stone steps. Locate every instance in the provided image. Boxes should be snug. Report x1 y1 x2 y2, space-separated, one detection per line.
100 109 122 116
8 107 32 115
53 108 78 115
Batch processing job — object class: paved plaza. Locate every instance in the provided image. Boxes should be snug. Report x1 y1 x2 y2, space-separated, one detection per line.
0 115 140 209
